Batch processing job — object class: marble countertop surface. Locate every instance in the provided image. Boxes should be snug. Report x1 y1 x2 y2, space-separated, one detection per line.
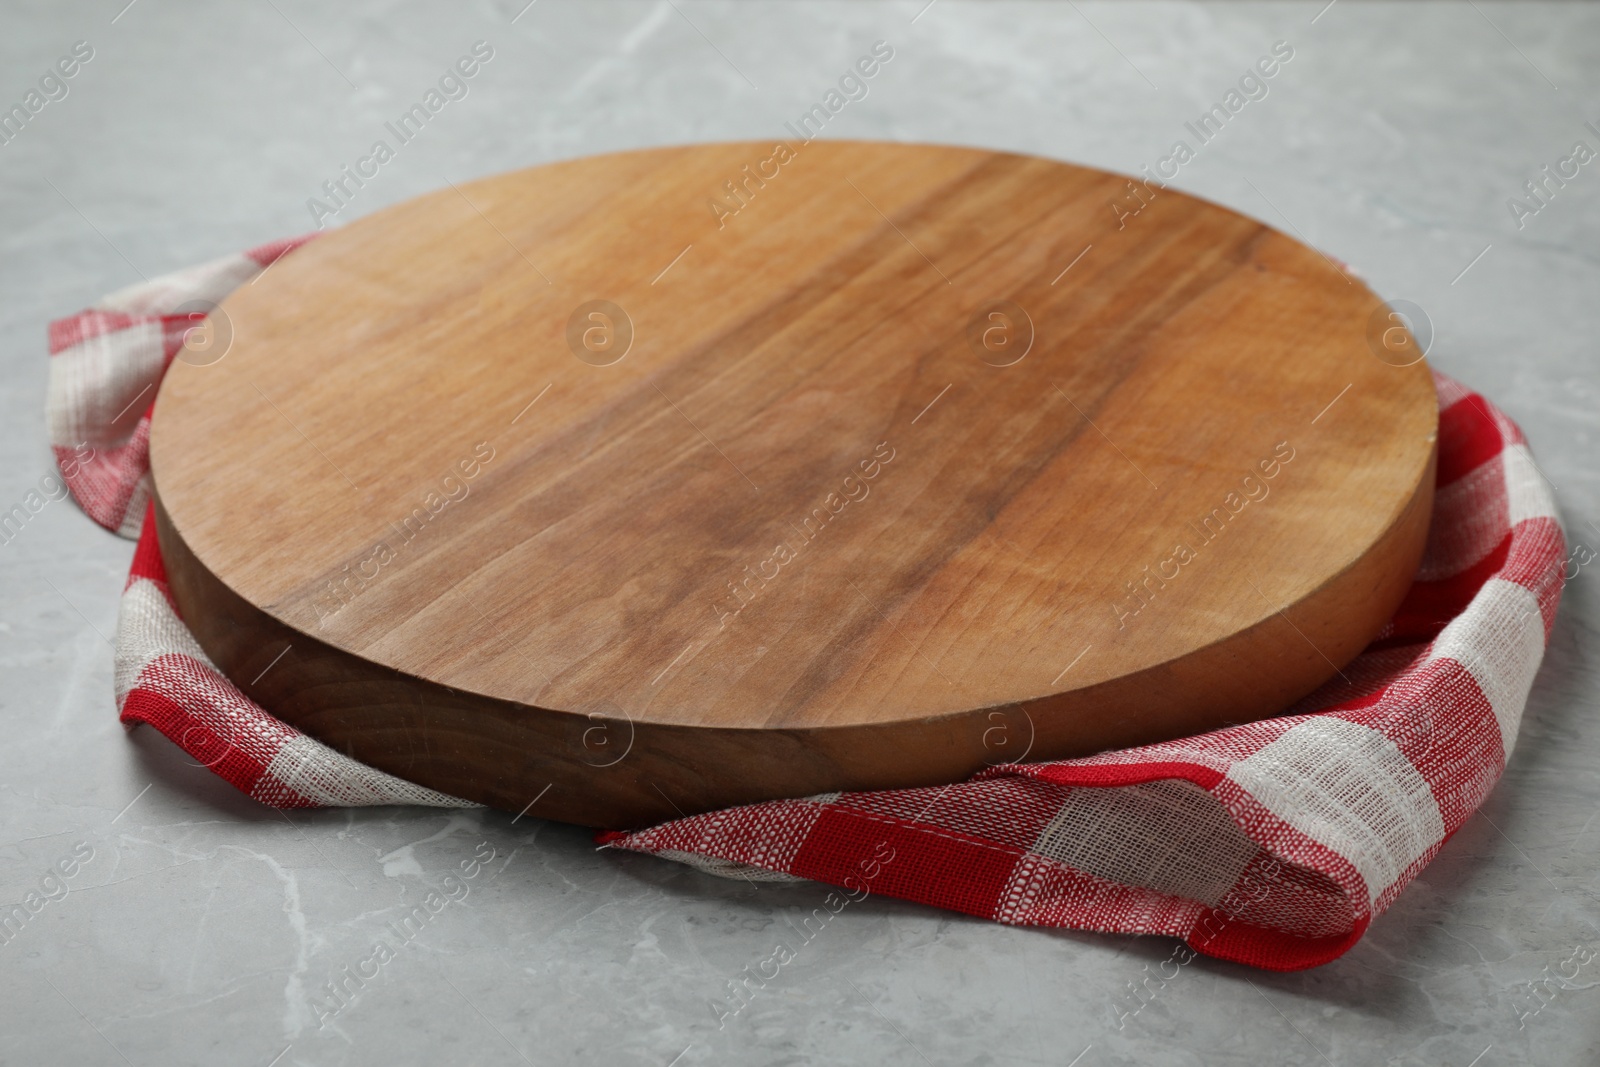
3 2 1597 1064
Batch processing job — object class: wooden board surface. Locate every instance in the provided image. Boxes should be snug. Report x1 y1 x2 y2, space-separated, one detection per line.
150 141 1437 827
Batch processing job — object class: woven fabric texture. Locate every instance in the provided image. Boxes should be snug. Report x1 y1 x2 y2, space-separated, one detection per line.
48 238 1565 971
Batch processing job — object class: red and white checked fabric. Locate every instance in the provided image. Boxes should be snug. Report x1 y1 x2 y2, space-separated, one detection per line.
115 506 469 808
49 239 1566 971
46 236 316 537
53 234 469 808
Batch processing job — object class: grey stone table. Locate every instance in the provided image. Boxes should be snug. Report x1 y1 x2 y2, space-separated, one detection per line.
2 2 1596 1064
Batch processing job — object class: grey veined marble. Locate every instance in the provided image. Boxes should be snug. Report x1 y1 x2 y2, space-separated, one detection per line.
2 1 1599 1064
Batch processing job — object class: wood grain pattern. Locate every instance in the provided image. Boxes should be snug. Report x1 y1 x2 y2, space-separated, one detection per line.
149 141 1437 827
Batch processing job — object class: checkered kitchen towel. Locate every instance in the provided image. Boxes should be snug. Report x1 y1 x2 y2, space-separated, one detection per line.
48 236 1567 972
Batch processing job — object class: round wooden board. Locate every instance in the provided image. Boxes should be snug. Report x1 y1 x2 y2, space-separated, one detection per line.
150 141 1437 828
